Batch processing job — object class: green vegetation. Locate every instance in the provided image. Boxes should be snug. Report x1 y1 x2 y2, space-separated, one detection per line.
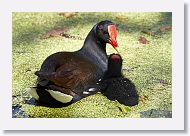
12 12 172 118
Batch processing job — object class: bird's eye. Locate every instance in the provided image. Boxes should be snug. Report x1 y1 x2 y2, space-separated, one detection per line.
98 25 104 30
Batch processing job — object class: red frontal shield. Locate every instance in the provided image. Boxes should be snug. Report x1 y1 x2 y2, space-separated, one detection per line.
108 25 118 48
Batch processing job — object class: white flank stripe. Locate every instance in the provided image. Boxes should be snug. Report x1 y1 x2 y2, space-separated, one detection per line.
83 91 90 95
88 88 97 92
48 90 73 103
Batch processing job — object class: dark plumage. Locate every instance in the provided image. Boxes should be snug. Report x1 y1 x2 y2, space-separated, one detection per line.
29 20 119 107
100 54 139 106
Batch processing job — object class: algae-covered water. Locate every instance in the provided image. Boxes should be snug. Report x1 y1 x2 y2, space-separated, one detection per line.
12 12 172 118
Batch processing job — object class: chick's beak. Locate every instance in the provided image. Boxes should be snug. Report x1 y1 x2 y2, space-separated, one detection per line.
113 47 119 53
108 25 119 53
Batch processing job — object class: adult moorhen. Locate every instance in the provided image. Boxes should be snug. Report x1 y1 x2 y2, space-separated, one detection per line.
99 54 139 106
29 20 119 107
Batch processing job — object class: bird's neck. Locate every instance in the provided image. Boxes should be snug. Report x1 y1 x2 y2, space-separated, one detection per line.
82 26 107 53
78 26 108 72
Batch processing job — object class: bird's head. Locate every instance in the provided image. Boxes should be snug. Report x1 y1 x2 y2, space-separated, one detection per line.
107 53 123 77
95 20 119 53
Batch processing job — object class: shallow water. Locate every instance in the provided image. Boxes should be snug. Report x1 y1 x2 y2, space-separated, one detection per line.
12 98 37 118
12 106 29 118
140 109 172 118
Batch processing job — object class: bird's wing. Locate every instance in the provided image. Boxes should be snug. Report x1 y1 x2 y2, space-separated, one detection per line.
35 67 81 89
53 68 81 88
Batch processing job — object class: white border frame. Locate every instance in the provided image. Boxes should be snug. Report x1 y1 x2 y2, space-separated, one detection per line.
0 0 184 130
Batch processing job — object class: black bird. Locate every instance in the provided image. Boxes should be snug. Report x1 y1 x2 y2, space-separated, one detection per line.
29 20 119 107
99 54 139 106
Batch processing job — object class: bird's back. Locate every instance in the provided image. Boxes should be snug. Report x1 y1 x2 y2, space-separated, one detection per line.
36 51 101 95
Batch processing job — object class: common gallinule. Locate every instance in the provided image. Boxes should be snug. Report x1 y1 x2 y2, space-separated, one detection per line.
29 20 119 107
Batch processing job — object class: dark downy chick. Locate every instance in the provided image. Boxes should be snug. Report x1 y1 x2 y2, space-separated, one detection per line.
100 54 139 106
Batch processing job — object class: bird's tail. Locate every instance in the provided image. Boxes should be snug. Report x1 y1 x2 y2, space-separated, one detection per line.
35 71 51 78
27 87 40 100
